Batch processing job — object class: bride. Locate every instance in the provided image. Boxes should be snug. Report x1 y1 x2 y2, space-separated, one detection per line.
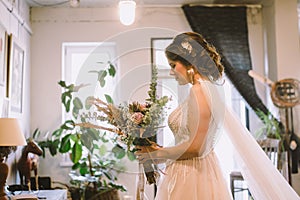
135 32 300 200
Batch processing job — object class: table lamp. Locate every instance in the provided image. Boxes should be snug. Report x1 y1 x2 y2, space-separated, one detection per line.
0 118 26 198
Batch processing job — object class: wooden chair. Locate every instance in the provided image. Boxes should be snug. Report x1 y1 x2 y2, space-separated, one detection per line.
230 138 288 199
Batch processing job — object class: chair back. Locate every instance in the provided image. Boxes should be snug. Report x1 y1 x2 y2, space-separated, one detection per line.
257 138 280 168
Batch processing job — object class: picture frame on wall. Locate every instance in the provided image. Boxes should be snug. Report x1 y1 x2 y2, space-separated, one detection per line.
0 23 8 87
8 35 25 114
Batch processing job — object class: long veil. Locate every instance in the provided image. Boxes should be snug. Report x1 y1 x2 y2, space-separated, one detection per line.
224 107 300 199
203 80 300 200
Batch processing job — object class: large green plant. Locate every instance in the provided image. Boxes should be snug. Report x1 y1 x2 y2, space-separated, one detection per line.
35 62 130 197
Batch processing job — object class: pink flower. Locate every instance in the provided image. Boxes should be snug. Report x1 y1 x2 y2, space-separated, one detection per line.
138 103 147 111
131 112 144 124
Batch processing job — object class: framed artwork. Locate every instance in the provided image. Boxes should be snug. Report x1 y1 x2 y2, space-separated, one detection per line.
8 35 25 114
0 23 8 87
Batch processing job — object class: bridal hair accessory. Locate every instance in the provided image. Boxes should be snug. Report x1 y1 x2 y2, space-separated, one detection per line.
181 41 193 54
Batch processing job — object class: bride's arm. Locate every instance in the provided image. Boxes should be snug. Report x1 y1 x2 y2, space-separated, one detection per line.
136 85 211 162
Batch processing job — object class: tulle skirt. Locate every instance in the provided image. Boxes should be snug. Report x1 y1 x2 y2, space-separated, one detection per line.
155 151 232 200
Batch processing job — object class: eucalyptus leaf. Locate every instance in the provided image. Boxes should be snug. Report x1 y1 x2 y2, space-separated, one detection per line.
85 96 94 109
98 70 107 87
72 107 80 119
126 150 136 161
104 94 114 104
87 128 101 141
99 144 107 156
81 131 93 150
108 62 116 76
112 145 126 159
73 97 83 109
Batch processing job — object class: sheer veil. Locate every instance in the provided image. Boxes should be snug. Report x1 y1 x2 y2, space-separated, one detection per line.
224 107 300 199
204 80 300 200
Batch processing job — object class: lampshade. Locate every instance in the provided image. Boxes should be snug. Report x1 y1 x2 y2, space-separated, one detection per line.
119 0 136 26
0 118 26 146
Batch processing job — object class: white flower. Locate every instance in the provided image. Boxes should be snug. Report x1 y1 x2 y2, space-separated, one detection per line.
181 41 192 53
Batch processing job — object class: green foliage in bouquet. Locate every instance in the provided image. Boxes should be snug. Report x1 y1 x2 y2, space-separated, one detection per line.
77 65 170 185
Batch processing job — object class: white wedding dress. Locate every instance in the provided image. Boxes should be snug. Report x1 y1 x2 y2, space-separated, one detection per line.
154 81 300 200
155 82 232 200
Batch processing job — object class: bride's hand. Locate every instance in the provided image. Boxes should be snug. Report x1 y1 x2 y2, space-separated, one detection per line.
135 145 162 163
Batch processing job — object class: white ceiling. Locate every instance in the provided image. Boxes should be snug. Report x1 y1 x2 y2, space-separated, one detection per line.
25 0 265 8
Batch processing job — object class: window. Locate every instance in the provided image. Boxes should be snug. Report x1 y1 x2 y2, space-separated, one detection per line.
60 42 117 166
62 42 117 121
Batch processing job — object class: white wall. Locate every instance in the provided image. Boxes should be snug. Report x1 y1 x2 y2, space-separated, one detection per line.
0 0 31 184
263 0 300 136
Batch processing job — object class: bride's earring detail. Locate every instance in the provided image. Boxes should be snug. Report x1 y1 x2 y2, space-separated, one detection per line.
187 68 195 84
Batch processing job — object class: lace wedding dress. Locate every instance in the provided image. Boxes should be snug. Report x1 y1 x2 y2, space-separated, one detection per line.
154 82 232 200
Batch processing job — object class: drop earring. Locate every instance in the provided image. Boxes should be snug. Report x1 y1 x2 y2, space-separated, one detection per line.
187 68 195 85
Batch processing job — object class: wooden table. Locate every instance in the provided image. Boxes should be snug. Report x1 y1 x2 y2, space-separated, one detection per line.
10 189 67 200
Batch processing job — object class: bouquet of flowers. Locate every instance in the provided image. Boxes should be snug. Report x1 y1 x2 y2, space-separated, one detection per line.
78 66 169 185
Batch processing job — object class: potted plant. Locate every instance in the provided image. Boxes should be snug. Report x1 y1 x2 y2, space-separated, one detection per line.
255 109 283 140
255 109 286 171
34 62 131 199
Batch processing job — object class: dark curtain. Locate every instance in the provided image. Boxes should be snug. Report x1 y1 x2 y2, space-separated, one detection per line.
182 5 270 118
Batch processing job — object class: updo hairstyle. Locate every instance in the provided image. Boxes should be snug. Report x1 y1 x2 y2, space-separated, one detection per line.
165 32 224 83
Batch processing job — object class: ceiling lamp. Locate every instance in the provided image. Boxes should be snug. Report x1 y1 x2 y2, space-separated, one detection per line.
70 0 80 8
119 0 136 26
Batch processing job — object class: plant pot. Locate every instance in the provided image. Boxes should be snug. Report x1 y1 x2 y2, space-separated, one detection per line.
69 186 83 200
85 187 120 200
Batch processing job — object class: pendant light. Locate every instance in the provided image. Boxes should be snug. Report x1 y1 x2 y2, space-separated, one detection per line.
70 0 80 8
119 0 136 26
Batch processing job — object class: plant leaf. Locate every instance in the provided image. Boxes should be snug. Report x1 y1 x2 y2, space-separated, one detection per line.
73 97 83 110
112 145 125 159
59 134 72 153
99 144 107 156
104 94 114 104
61 120 75 130
98 70 107 87
126 150 136 161
108 62 116 77
71 142 82 163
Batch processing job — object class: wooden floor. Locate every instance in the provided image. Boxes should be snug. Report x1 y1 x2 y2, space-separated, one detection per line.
292 170 300 196
233 168 300 199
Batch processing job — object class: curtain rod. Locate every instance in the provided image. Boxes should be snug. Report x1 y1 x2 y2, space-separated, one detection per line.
187 3 262 8
136 4 261 8
0 0 33 35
